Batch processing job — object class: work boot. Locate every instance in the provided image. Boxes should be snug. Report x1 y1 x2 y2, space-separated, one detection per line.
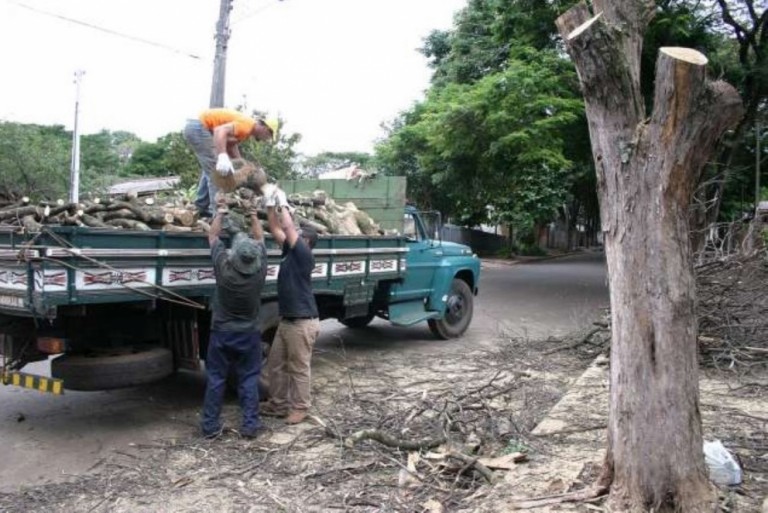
241 427 266 440
260 401 288 418
285 410 308 425
201 427 223 440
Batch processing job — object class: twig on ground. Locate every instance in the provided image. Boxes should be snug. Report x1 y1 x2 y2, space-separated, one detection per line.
344 429 446 450
446 451 496 485
511 485 609 509
544 326 608 355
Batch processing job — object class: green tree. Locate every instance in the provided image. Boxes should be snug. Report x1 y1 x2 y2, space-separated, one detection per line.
377 47 584 232
0 122 70 200
699 0 766 226
79 129 144 193
379 0 598 245
123 142 168 178
301 151 374 177
422 0 561 87
155 132 198 188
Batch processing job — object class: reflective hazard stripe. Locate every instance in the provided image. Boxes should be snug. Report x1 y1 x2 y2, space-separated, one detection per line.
2 371 64 395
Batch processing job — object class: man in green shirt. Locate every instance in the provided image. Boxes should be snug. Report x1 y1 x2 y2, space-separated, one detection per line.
201 197 268 439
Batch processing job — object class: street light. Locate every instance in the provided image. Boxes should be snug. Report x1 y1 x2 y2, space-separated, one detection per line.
69 69 85 204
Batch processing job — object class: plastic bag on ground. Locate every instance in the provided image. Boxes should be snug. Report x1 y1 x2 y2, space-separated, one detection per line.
703 439 742 486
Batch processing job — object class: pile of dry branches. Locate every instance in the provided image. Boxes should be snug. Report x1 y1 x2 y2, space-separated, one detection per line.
305 365 540 510
696 245 768 371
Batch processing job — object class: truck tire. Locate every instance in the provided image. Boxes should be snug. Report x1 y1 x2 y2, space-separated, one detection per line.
428 278 474 339
340 314 375 329
52 346 173 391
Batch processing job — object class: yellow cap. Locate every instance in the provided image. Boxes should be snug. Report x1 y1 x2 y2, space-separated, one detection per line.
263 118 279 142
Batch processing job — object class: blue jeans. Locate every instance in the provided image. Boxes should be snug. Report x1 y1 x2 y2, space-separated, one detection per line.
201 330 263 437
183 119 218 216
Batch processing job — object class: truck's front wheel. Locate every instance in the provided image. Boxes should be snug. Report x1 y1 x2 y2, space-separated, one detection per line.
428 278 474 339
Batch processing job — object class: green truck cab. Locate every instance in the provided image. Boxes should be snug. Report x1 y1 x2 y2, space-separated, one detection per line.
0 179 480 393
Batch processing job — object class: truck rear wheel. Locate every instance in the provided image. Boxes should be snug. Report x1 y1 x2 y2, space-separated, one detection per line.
52 345 173 391
428 279 474 339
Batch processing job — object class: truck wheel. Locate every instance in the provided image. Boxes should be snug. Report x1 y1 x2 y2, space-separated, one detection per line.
428 279 474 339
340 314 374 329
52 346 173 391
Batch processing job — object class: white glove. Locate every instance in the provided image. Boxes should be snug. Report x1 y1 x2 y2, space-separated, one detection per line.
274 189 288 208
261 183 276 196
260 184 276 207
215 153 234 176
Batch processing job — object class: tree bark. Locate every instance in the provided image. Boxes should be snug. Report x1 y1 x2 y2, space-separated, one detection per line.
556 3 744 512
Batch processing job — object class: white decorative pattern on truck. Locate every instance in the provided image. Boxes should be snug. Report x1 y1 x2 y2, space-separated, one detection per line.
332 260 365 276
369 259 397 274
76 268 156 290
34 270 68 292
0 269 27 291
162 268 216 286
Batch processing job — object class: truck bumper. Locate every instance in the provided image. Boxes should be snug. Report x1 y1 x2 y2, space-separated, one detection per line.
1 370 64 395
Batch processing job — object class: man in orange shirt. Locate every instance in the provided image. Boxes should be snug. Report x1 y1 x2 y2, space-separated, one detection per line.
184 108 278 217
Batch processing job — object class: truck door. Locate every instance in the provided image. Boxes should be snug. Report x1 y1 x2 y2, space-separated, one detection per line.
390 211 441 302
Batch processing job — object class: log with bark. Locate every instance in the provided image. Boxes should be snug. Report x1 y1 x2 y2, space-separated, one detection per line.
0 186 387 237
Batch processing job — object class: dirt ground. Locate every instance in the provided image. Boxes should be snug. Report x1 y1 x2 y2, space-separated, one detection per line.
1 324 764 513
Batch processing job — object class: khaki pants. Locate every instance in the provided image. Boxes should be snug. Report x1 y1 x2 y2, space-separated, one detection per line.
266 318 320 411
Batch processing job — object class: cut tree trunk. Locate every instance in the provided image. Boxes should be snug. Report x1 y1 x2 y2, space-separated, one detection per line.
556 3 744 512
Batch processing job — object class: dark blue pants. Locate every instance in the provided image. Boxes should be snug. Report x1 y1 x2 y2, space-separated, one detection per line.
201 330 262 436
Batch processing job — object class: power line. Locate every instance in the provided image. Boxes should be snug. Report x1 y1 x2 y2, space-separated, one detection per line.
231 0 280 26
6 0 202 60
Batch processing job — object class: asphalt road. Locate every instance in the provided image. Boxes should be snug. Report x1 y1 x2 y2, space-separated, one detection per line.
0 251 609 492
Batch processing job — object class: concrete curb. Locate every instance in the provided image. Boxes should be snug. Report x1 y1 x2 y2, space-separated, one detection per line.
481 250 595 267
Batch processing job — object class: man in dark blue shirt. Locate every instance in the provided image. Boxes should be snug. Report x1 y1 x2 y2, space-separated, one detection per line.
260 186 320 425
201 197 268 439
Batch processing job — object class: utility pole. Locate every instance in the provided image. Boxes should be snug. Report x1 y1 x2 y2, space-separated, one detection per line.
209 0 233 108
69 70 85 204
756 120 762 212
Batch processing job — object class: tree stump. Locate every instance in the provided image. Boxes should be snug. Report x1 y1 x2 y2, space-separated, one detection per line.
555 2 744 512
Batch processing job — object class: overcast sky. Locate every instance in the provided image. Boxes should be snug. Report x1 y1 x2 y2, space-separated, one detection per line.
0 0 467 156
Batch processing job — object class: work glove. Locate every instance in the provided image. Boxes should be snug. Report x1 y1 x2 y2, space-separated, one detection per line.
261 184 278 207
215 153 234 175
274 189 288 208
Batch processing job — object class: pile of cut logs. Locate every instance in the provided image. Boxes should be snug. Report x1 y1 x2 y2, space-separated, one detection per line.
0 187 385 236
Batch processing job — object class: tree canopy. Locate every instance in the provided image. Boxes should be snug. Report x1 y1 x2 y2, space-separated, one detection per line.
377 47 585 228
374 0 764 245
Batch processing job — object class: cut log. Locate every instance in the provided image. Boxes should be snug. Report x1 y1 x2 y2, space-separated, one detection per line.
161 224 192 232
163 208 196 227
102 209 137 222
81 214 110 228
0 205 42 221
84 203 108 215
106 201 152 223
195 219 211 232
61 214 84 227
21 215 42 233
106 219 151 231
296 215 329 234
